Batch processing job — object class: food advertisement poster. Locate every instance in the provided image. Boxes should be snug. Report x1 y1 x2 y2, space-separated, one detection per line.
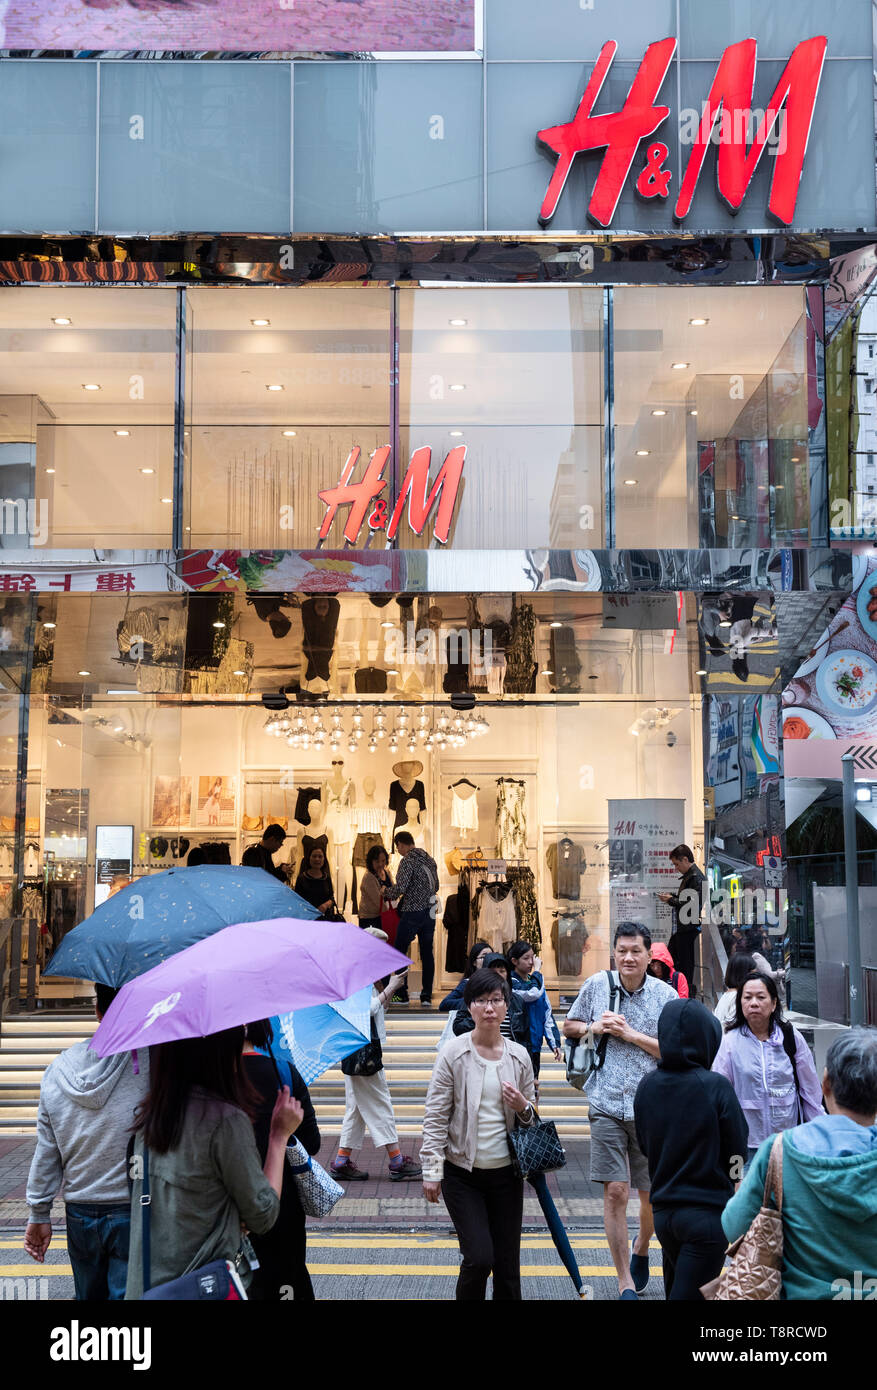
783 555 877 778
608 799 685 945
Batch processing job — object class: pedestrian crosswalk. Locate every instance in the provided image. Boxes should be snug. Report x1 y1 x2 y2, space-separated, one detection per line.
0 1232 663 1298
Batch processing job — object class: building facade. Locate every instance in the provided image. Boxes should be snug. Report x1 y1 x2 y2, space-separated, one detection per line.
0 0 875 1016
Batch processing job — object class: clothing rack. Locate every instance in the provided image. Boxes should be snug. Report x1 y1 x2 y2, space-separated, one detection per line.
496 777 525 786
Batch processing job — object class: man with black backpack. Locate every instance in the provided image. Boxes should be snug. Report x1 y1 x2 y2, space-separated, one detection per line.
563 922 676 1300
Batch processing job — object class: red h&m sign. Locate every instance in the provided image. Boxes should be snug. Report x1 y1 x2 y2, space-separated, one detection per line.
537 35 827 229
318 444 465 546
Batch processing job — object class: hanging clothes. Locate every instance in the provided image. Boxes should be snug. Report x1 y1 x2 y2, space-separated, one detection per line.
450 787 479 834
506 865 542 953
294 787 322 826
549 625 582 692
546 839 586 901
443 894 469 973
496 780 527 860
301 596 340 682
552 913 590 976
504 602 537 694
477 883 517 953
351 804 392 836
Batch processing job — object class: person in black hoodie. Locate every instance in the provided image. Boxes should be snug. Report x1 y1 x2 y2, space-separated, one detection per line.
633 998 748 1300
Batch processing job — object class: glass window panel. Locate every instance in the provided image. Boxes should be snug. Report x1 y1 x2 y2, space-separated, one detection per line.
0 288 177 548
0 63 96 233
678 1 871 58
613 286 808 548
98 64 291 234
293 62 483 233
185 286 391 549
486 0 678 62
399 287 603 548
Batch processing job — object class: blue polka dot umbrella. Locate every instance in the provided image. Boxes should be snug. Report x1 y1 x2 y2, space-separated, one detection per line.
44 865 322 988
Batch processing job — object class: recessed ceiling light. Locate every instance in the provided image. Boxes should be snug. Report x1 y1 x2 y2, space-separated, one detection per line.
386 669 399 677
550 621 563 628
43 621 56 630
623 478 638 486
212 621 226 630
636 449 650 456
52 316 72 326
449 383 466 391
160 497 172 504
775 484 785 490
233 669 246 677
695 668 707 676
251 318 270 327
266 384 284 392
82 383 101 391
651 408 666 416
380 620 395 628
689 409 698 416
719 619 732 627
671 362 688 370
790 456 800 462
689 317 709 326
449 318 468 327
542 669 554 676
449 430 464 437
140 467 154 475
282 430 297 438
78 669 91 676
45 467 56 474
115 430 131 439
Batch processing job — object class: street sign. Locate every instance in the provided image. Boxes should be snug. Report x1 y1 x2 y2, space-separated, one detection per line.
764 854 784 889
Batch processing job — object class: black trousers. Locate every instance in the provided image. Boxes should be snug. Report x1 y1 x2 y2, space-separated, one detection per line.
248 1207 314 1302
653 1206 726 1301
668 929 699 999
441 1161 524 1300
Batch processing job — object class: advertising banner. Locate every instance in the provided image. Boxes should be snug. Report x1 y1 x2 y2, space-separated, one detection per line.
0 0 478 54
608 798 685 945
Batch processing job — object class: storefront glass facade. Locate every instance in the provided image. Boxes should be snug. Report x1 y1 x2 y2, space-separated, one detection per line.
1 0 877 1019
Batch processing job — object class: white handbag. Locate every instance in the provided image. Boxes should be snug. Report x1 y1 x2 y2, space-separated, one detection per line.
285 1138 346 1218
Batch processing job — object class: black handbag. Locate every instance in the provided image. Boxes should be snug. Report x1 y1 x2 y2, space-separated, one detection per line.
507 1113 567 1179
341 1016 383 1076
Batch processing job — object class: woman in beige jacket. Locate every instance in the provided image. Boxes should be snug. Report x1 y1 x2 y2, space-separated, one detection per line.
420 968 537 1300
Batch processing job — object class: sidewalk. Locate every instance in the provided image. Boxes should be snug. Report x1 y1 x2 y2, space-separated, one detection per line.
0 1135 637 1231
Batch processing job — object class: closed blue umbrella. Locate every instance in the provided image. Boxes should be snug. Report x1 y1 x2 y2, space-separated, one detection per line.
45 865 321 988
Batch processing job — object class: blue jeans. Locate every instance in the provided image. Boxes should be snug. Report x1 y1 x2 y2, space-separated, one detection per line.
394 909 436 999
65 1202 131 1300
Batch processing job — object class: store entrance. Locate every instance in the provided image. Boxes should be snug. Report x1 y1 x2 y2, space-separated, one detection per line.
19 588 704 1005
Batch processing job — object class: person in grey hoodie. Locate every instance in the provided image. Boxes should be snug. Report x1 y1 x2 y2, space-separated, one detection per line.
24 983 148 1300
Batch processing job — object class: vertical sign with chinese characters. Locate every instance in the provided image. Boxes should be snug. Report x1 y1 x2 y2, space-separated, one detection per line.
608 799 685 945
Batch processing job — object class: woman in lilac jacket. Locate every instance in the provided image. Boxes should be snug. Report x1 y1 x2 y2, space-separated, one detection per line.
712 972 823 1169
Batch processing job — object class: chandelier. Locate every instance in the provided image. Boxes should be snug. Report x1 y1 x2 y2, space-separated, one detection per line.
264 703 489 750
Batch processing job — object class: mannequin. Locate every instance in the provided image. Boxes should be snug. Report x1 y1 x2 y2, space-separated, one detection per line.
300 797 330 875
351 774 392 911
325 761 354 912
389 759 426 830
390 797 429 876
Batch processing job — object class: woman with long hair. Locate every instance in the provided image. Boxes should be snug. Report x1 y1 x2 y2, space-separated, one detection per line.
358 843 392 932
712 952 757 1029
124 1026 302 1299
242 1019 320 1302
711 972 823 1171
293 844 336 916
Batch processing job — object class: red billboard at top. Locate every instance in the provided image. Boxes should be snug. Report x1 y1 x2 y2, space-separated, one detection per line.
0 0 478 54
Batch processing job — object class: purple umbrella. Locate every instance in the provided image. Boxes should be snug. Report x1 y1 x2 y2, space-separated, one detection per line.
91 917 410 1058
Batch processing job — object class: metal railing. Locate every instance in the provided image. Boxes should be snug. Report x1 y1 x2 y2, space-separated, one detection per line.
695 921 728 1011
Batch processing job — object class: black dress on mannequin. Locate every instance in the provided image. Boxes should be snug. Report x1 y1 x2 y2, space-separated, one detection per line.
388 779 426 831
301 596 340 682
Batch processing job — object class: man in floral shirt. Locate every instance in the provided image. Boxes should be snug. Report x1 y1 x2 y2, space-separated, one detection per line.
564 922 676 1300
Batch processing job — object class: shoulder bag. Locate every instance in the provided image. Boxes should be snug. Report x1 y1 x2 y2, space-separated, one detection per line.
564 970 619 1091
341 1014 383 1076
139 1147 248 1301
270 1061 345 1218
701 1132 784 1301
507 1109 567 1179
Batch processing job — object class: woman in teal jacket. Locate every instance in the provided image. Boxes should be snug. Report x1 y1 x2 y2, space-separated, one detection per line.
721 1027 877 1300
